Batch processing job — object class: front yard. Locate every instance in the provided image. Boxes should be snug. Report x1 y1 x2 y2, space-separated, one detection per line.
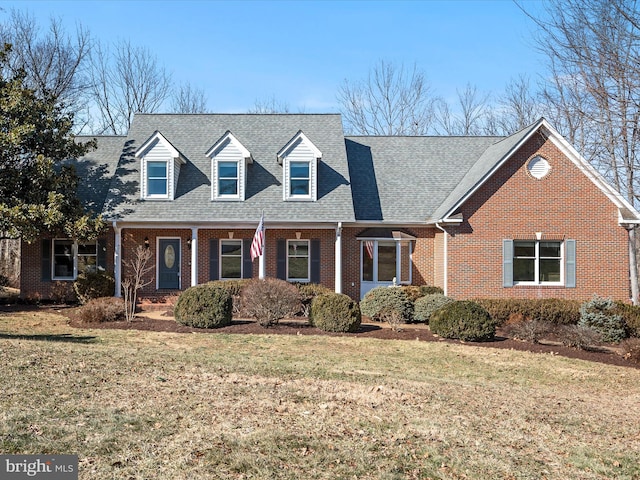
1 307 640 479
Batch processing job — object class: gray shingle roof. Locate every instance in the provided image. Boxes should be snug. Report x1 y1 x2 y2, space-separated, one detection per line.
102 114 355 224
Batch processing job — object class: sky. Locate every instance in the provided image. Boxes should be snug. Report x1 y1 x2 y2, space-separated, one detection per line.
1 0 548 113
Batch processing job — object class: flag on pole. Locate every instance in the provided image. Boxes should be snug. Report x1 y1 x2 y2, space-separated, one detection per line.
250 213 265 261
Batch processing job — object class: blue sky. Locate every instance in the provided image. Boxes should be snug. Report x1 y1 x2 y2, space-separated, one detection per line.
1 0 547 113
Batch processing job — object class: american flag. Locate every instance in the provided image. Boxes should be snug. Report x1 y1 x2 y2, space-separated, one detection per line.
250 213 264 261
365 240 374 259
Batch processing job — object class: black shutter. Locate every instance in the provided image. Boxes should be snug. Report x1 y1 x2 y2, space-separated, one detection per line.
276 239 286 280
97 238 107 272
41 239 51 282
310 239 320 284
243 239 253 279
209 239 219 281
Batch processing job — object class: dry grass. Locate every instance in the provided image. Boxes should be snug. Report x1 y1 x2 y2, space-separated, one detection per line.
1 309 640 479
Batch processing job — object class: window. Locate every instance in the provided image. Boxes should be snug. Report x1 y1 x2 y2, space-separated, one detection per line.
361 239 412 288
290 162 310 196
52 240 98 280
218 161 239 196
513 240 562 284
287 240 309 282
147 161 168 196
220 240 242 279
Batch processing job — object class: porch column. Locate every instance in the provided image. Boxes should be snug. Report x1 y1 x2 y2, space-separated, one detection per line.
335 222 342 293
395 241 402 285
113 223 122 297
191 227 198 287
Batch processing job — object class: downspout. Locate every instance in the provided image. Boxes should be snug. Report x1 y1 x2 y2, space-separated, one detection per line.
113 221 122 298
625 224 639 305
335 222 342 294
435 222 448 297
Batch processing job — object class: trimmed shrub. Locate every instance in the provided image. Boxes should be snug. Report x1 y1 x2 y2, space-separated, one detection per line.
209 279 251 315
174 284 233 329
420 285 444 296
400 285 423 302
579 295 627 343
430 301 497 341
73 271 115 305
309 293 361 332
614 301 640 338
413 294 455 324
359 286 414 323
76 297 125 323
295 282 332 316
475 298 581 326
242 278 301 327
556 324 602 350
620 338 640 364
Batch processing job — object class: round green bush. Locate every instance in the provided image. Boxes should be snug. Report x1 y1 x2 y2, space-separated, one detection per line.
73 271 115 304
419 285 444 296
174 284 233 328
413 293 455 324
360 286 414 323
430 301 497 341
309 293 362 332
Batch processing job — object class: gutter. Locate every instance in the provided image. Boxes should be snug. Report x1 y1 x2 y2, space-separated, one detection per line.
435 222 448 297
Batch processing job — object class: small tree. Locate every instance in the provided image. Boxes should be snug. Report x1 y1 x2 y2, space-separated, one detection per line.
122 244 153 322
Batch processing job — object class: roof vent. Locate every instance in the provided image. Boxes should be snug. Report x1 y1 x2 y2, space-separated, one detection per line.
527 156 551 180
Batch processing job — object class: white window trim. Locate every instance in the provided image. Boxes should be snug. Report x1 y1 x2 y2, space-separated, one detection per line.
513 240 564 286
287 239 310 283
360 239 412 285
220 239 243 280
207 131 252 202
51 239 98 281
146 160 170 199
277 131 321 202
214 159 241 201
288 160 312 200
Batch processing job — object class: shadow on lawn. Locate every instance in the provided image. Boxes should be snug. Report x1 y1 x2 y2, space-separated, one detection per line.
0 332 97 344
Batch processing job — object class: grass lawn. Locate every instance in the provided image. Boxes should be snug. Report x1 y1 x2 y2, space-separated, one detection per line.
1 308 639 479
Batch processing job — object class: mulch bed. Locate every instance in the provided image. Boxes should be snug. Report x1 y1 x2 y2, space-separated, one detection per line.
58 307 638 370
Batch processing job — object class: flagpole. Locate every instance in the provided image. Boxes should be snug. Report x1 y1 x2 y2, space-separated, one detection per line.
259 210 266 279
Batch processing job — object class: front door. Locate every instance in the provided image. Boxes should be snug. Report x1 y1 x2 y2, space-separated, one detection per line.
361 240 397 298
158 239 180 289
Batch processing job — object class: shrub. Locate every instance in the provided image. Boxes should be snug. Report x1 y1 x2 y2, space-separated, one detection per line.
413 294 455 324
174 284 233 329
505 319 554 344
475 298 581 326
419 285 444 296
620 338 640 364
51 281 75 304
309 293 361 332
73 271 115 305
295 282 332 316
242 278 301 327
430 301 497 342
400 285 423 302
76 297 125 323
555 324 602 350
0 274 8 289
360 287 414 323
209 279 251 316
613 301 640 338
579 295 627 343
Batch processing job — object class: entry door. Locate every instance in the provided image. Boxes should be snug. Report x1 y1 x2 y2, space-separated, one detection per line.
361 241 397 298
158 239 180 289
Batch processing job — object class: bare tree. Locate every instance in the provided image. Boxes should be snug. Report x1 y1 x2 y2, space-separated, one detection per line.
521 0 640 302
337 60 437 135
122 244 154 323
89 39 172 134
435 83 491 135
170 81 209 113
247 95 291 114
493 75 544 135
0 9 91 127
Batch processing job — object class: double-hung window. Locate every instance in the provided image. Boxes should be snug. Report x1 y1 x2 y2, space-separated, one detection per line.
52 239 98 280
218 161 239 197
220 240 242 279
287 240 309 282
513 240 562 284
289 161 310 197
147 161 168 197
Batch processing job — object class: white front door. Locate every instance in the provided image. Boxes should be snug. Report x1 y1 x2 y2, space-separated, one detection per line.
360 240 398 299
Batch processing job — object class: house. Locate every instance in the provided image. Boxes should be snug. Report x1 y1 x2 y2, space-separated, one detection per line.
20 114 640 303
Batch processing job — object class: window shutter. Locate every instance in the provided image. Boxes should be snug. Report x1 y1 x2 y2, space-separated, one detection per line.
276 239 286 280
209 239 219 281
242 239 253 279
502 239 513 287
41 239 51 282
97 239 107 271
565 239 576 288
310 239 320 283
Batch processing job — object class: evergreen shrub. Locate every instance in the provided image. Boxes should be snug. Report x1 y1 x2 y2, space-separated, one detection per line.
73 271 115 305
430 301 497 341
578 295 627 343
413 293 455 324
359 286 413 323
309 293 361 332
174 284 232 329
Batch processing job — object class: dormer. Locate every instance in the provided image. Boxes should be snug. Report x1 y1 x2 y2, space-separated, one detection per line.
207 131 253 201
277 131 321 201
136 131 186 200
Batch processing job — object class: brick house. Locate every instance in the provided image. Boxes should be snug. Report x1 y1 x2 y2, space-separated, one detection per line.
20 114 640 302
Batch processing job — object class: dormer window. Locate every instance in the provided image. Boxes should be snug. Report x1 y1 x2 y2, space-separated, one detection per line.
207 131 252 201
277 131 321 202
136 131 186 200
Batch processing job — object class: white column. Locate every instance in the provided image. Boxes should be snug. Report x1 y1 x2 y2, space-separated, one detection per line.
395 241 402 286
113 223 122 297
191 227 198 287
335 222 342 293
258 249 266 279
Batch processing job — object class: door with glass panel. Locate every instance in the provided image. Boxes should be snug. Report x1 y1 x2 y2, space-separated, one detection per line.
158 239 180 289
